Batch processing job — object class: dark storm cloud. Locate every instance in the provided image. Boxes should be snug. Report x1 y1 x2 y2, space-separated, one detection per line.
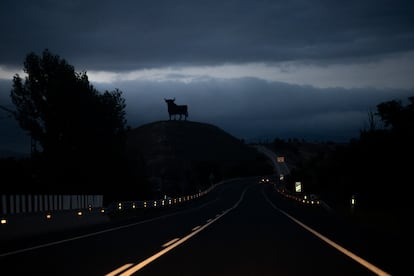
2 0 414 155
1 0 413 70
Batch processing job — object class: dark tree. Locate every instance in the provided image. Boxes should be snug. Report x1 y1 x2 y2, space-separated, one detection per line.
10 49 127 192
376 96 414 137
376 99 403 129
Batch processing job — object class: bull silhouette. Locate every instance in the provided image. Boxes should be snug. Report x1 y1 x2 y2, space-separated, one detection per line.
164 98 188 120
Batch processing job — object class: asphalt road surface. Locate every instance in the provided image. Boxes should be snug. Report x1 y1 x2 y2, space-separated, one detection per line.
0 177 407 275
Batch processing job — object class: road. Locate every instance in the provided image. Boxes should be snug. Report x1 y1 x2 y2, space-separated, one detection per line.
252 145 290 176
0 178 406 275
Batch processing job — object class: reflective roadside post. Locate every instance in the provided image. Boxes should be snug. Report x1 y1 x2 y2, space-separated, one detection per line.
295 181 302 193
350 194 356 214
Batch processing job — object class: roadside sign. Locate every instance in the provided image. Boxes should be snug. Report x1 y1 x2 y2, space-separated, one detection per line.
295 181 302 193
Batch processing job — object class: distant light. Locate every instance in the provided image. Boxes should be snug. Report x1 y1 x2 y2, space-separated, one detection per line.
118 202 122 210
46 213 52 219
1 219 7 224
100 209 105 213
351 195 356 206
88 204 92 211
132 203 136 209
77 211 83 216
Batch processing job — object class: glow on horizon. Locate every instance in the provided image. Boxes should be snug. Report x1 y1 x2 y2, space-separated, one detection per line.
1 51 414 90
85 51 414 90
0 66 23 80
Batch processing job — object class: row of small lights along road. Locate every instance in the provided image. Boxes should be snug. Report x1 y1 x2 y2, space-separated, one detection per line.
1 180 228 226
260 177 321 206
0 205 106 226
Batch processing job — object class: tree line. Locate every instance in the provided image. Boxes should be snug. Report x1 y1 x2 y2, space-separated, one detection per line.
2 49 133 199
284 96 414 211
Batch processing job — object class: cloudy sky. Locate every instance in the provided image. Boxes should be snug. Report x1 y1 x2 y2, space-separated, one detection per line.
1 0 414 155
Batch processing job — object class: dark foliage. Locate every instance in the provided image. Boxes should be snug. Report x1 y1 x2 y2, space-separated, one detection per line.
7 49 128 194
286 96 414 211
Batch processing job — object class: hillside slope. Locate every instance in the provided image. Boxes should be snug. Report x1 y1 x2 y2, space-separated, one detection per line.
125 120 272 198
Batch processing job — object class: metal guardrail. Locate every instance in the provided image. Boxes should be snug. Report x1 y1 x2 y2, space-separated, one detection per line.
0 178 237 227
0 194 104 216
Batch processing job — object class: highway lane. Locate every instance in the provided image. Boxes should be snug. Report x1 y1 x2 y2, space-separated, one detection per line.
135 181 391 276
0 178 401 275
0 179 248 275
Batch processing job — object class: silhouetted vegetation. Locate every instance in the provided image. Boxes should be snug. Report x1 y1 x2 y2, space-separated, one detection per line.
281 96 414 212
3 49 128 194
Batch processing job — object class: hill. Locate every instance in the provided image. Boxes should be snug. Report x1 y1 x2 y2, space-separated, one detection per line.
125 120 272 199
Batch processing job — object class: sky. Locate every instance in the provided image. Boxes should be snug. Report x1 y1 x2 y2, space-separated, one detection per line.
1 0 414 155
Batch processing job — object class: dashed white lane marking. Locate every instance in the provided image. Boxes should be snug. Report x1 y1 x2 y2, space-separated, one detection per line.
162 238 180 248
115 185 250 275
0 192 220 258
262 188 392 276
192 225 201 231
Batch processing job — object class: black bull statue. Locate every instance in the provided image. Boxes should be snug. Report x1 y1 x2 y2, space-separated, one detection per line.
164 98 188 120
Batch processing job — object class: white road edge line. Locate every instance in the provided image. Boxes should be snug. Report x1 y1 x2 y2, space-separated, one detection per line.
0 192 221 258
117 185 251 276
262 188 392 276
2 179 247 258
